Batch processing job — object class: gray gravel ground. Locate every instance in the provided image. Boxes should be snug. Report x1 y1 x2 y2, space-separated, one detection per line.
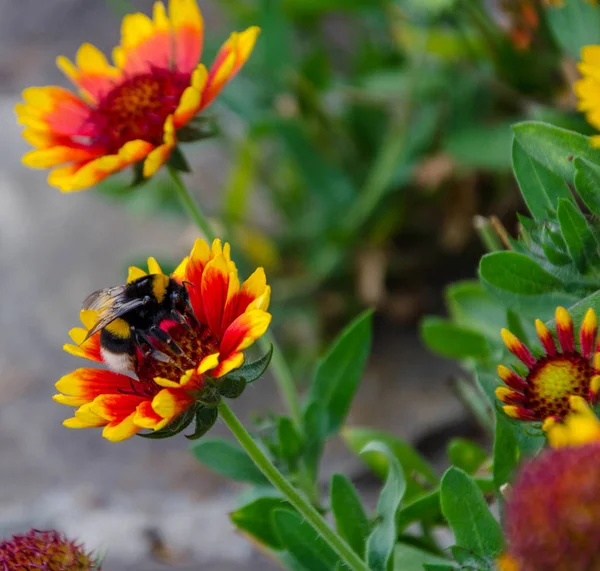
0 2 466 569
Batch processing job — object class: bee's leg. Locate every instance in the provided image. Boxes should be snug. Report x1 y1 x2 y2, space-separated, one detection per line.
133 329 170 363
149 326 184 355
170 310 192 331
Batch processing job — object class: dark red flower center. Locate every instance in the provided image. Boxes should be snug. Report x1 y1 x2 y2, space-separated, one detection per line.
126 322 218 398
89 68 191 153
526 353 592 419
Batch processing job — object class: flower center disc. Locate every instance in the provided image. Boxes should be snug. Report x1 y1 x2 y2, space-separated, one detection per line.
91 69 190 152
134 323 217 395
527 354 592 418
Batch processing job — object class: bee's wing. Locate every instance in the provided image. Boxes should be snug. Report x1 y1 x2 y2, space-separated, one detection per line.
82 285 127 312
83 297 148 341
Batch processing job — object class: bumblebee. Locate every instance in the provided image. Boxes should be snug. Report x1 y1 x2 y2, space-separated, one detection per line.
82 273 194 373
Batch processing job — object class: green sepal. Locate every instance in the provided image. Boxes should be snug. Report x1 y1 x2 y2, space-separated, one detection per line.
225 344 274 384
176 115 218 143
167 145 192 173
129 161 150 188
138 402 198 439
189 385 222 407
218 376 247 399
185 405 219 440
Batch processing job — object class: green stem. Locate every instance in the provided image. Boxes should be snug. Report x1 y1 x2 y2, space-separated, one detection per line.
167 166 303 427
218 401 370 571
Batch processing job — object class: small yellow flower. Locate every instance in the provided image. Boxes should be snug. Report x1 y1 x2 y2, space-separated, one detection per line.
15 0 259 192
496 553 519 571
575 44 600 146
496 307 600 423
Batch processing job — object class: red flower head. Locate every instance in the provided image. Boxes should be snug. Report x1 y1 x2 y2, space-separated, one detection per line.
15 0 259 191
0 529 99 570
496 307 600 423
503 441 600 571
54 238 271 441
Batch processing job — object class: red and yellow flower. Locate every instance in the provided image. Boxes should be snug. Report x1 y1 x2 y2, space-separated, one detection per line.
15 0 259 192
496 306 600 422
0 529 99 570
54 238 271 442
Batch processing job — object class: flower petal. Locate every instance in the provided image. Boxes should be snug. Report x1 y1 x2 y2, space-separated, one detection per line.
201 254 231 338
556 307 575 353
581 308 598 359
202 26 259 108
143 116 175 178
55 368 134 406
56 43 121 102
151 388 193 420
212 352 244 378
170 0 204 73
173 65 208 128
219 309 272 357
501 328 535 368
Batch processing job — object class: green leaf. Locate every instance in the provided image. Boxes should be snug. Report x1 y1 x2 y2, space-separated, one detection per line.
272 509 341 571
512 139 573 219
396 490 443 531
557 198 599 273
225 344 273 384
394 544 454 571
546 0 600 59
138 404 197 439
342 427 438 502
446 281 507 341
330 474 370 558
278 416 304 462
444 122 513 171
548 289 600 328
230 496 292 549
447 438 487 475
190 439 269 485
302 401 326 480
307 310 373 436
364 442 406 571
574 157 600 218
420 317 489 359
512 121 600 182
440 467 504 558
479 252 563 294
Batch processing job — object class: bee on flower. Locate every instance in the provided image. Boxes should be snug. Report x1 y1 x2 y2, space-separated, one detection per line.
496 306 600 423
54 238 272 442
15 0 259 192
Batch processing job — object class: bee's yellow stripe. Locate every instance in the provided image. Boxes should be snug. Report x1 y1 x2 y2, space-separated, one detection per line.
105 318 131 339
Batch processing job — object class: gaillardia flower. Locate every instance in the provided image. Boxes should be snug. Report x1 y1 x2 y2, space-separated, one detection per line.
496 307 600 422
54 238 271 442
0 529 99 570
15 0 259 191
502 440 600 571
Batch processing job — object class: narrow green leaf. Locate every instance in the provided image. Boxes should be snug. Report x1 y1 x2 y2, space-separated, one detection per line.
341 427 438 502
512 139 573 219
307 310 373 436
272 509 341 571
440 467 504 558
185 406 219 440
396 490 443 531
330 474 370 558
557 198 599 273
493 412 519 489
364 442 406 571
278 416 304 461
512 121 600 182
447 438 487 475
420 317 489 359
190 439 269 485
302 401 326 480
230 496 292 549
574 157 600 218
479 252 563 294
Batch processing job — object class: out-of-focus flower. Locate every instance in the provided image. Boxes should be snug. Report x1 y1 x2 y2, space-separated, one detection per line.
15 0 259 192
496 307 600 422
496 553 519 571
544 0 597 6
575 45 600 146
500 0 539 52
0 529 99 570
502 441 600 571
54 238 271 442
544 395 600 447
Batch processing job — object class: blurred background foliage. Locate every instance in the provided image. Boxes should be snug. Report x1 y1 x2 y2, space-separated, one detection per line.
100 0 595 381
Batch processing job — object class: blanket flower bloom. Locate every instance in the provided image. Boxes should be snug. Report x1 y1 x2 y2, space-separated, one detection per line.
54 238 271 442
15 0 259 191
502 438 600 570
496 307 600 422
0 529 99 570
